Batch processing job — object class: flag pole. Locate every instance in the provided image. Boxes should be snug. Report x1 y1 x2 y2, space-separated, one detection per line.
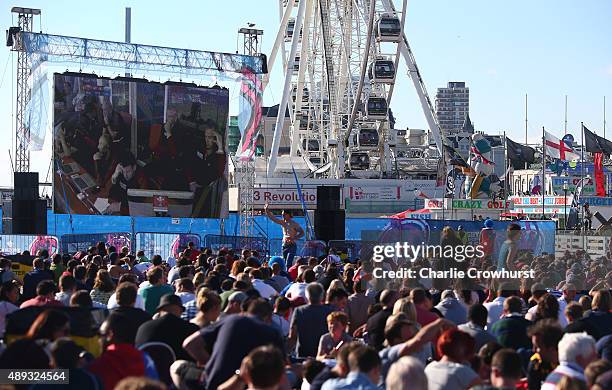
604 96 607 139
581 121 585 233
542 126 545 219
504 131 508 213
525 94 528 144
525 94 529 169
564 95 568 134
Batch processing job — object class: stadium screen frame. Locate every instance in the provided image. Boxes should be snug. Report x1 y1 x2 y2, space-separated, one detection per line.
52 72 230 218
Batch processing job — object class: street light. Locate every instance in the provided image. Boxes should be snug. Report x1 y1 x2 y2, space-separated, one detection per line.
563 181 568 229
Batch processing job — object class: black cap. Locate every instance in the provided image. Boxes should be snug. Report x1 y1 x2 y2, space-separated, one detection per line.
155 294 185 313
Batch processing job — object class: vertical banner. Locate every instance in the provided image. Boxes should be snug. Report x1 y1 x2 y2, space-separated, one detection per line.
445 166 456 198
236 68 263 161
436 159 446 188
24 35 50 151
594 152 606 197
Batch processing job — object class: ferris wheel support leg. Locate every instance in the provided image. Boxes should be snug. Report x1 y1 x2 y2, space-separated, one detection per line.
268 0 309 177
381 0 407 176
380 0 443 157
290 0 314 158
263 0 296 89
343 0 376 146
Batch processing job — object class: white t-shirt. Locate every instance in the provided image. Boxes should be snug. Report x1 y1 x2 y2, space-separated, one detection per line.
425 360 479 390
285 282 308 300
484 297 506 329
177 292 196 305
168 267 182 284
134 262 152 273
525 298 569 326
138 281 151 293
252 279 278 299
107 292 145 310
557 297 569 327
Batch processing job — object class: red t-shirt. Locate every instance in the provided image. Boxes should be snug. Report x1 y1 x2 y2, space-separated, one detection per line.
415 306 439 327
288 264 300 281
189 249 200 263
87 343 146 390
20 296 64 309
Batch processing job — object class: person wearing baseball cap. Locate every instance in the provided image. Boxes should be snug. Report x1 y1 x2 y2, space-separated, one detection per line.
135 294 199 361
218 291 248 320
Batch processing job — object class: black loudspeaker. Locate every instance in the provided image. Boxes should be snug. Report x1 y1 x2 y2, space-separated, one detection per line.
13 172 38 200
317 186 341 211
259 53 268 74
5 172 46 234
4 199 47 234
1 200 12 234
314 210 345 242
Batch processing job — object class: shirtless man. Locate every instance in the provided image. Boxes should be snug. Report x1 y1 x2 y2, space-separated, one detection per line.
264 203 304 267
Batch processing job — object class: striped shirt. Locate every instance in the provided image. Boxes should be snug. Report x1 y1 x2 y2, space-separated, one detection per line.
541 362 585 390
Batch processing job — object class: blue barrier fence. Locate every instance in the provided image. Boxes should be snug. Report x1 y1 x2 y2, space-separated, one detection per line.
0 210 557 258
136 233 202 261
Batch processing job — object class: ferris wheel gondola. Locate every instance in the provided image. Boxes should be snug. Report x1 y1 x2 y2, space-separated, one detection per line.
376 14 401 42
364 97 388 121
368 59 396 83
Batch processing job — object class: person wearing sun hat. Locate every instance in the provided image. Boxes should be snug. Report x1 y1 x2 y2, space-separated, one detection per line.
135 294 199 361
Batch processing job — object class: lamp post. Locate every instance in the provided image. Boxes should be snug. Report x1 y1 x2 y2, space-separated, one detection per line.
563 181 568 229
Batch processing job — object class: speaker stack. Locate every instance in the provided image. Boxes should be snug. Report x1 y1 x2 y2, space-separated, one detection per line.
2 172 47 234
314 186 345 243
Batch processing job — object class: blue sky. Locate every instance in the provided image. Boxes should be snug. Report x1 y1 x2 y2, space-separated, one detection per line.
0 0 610 188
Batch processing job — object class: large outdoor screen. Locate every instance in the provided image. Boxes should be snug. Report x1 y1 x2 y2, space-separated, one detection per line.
53 73 229 218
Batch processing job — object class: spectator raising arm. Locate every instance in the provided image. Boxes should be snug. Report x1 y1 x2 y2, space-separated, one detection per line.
397 318 456 357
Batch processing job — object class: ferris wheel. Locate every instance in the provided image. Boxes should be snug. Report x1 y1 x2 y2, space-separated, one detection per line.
264 0 444 179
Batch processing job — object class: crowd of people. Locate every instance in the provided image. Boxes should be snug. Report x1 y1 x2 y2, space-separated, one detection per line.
0 235 611 390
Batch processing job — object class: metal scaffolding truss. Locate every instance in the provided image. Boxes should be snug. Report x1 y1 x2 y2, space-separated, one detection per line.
12 12 37 172
8 24 266 231
19 32 267 75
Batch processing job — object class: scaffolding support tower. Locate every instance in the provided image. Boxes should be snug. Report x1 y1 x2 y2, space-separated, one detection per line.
239 27 264 57
237 27 263 238
9 7 41 173
7 11 267 239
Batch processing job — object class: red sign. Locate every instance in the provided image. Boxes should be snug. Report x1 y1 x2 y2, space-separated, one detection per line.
153 195 169 213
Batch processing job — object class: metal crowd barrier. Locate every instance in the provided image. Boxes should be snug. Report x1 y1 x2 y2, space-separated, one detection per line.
135 233 202 261
0 234 60 280
555 233 610 258
0 234 59 256
328 240 376 263
203 234 269 256
268 238 309 259
60 233 132 254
